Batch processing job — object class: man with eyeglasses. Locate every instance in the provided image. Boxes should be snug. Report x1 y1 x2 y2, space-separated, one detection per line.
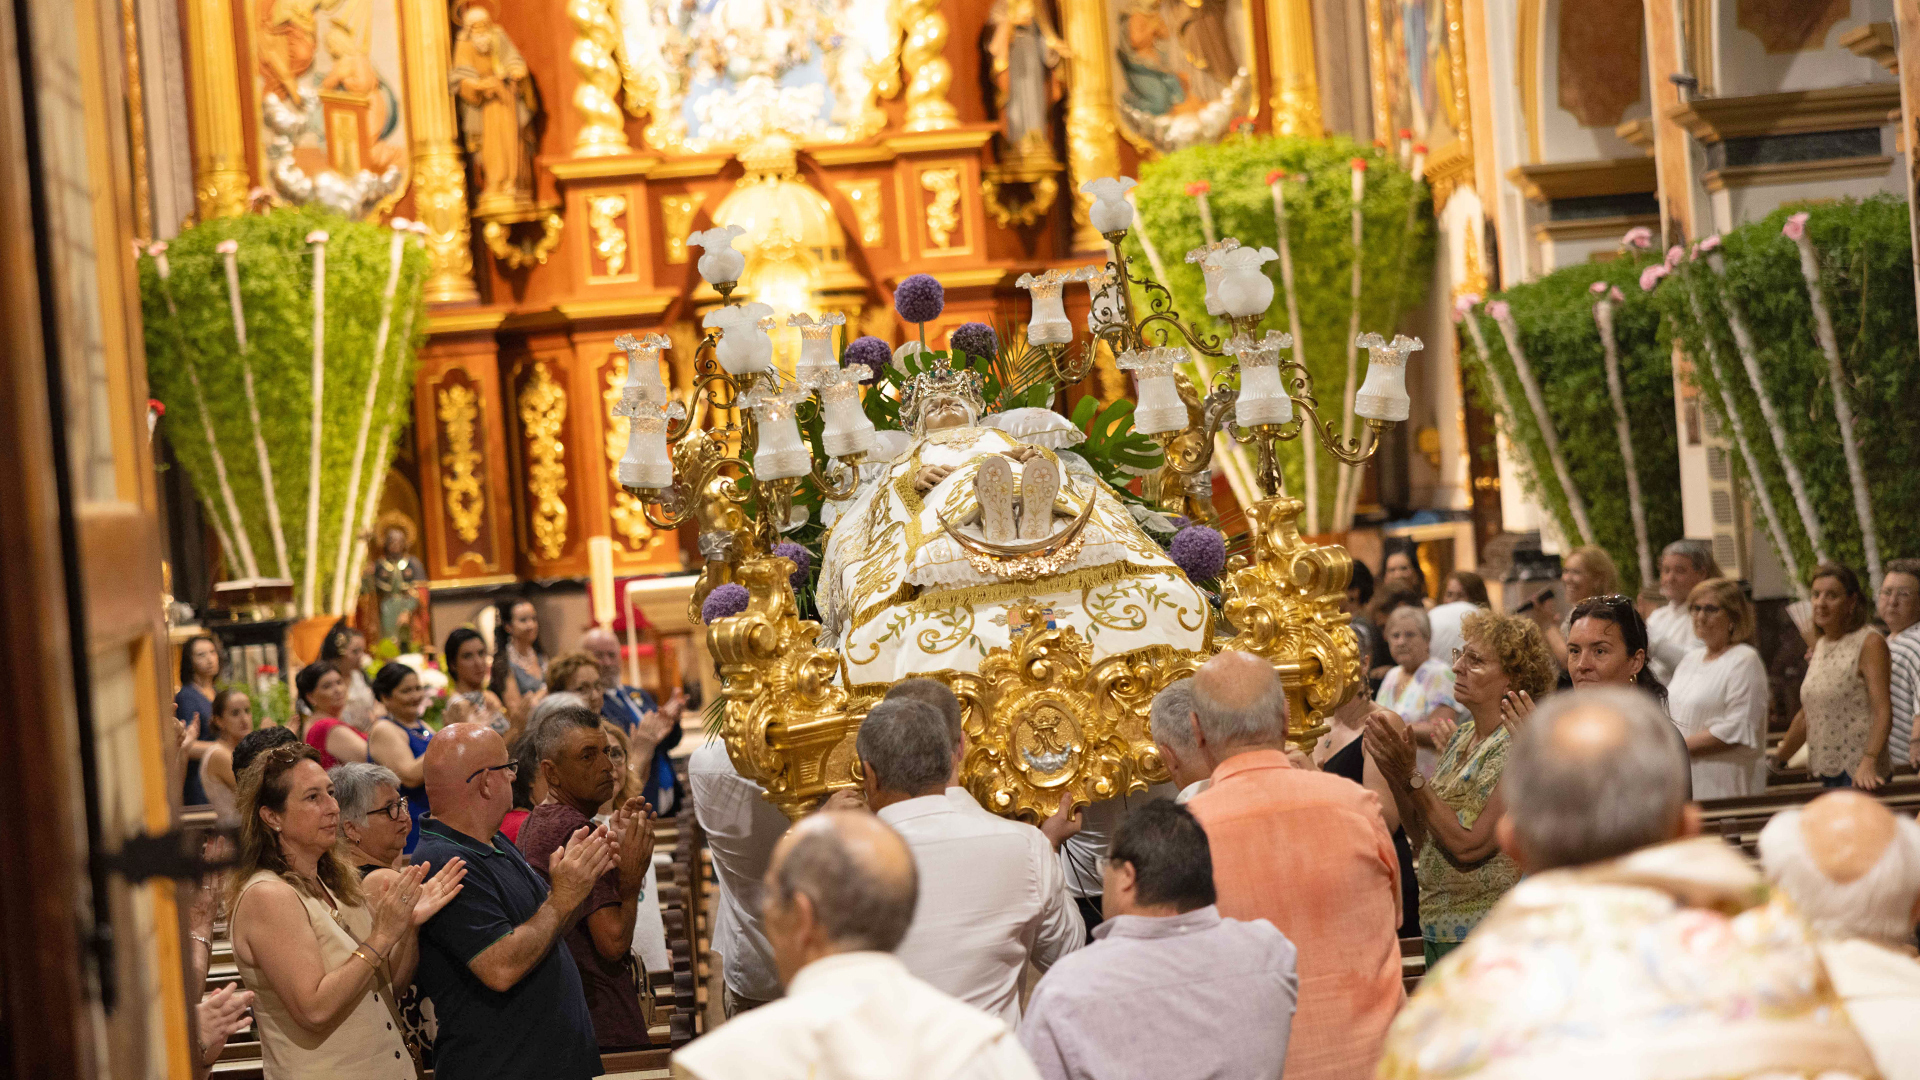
414 723 620 1080
517 703 656 1054
1876 559 1920 774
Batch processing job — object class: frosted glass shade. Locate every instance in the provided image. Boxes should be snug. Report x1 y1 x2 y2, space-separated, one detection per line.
1133 373 1187 434
618 414 673 489
790 312 846 386
706 302 776 375
1081 177 1137 234
1353 333 1422 422
1214 247 1279 319
1018 270 1076 345
1236 363 1293 427
753 411 812 480
820 380 877 458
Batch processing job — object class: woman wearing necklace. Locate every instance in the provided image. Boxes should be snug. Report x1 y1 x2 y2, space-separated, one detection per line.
489 598 547 735
177 634 223 805
227 743 466 1079
441 627 509 736
367 662 434 854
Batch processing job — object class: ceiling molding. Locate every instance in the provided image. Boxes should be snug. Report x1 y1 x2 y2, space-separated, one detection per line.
1667 83 1901 143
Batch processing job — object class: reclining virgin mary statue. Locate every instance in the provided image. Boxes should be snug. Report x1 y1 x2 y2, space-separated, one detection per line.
818 357 1212 686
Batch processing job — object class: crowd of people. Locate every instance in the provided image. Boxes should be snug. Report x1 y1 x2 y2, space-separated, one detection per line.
178 543 1920 1079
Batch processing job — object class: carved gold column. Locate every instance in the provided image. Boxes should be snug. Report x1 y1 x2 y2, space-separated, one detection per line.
1266 0 1323 136
400 0 479 303
570 0 633 155
901 0 959 132
1062 0 1121 251
182 0 249 219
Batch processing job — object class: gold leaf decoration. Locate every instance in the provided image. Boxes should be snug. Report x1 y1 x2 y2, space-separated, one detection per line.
436 382 486 543
518 362 570 561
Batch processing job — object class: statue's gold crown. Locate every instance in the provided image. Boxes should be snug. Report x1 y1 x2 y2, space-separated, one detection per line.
901 353 987 429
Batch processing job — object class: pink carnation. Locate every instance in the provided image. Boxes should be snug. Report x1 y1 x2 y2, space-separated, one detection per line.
146 241 167 257
1487 300 1511 321
215 240 238 255
1783 211 1809 240
1639 263 1670 292
391 216 412 231
1621 226 1653 250
1698 234 1722 254
1665 245 1684 268
1451 293 1481 324
1610 286 1625 302
305 229 329 244
1589 281 1608 295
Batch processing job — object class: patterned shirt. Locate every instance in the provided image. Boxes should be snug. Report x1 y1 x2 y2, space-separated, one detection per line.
1887 623 1920 762
1416 721 1520 944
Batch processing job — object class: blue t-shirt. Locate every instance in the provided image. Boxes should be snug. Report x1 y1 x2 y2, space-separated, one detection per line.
386 718 433 854
412 818 602 1080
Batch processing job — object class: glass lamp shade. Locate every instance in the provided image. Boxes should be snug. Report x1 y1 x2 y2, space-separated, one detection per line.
1081 177 1137 234
1353 333 1423 422
1186 239 1241 317
820 380 877 458
1214 247 1279 319
1230 331 1296 428
790 312 846 386
617 411 673 489
752 408 812 480
1117 347 1189 434
706 302 776 375
1018 270 1076 345
689 225 747 285
614 333 670 396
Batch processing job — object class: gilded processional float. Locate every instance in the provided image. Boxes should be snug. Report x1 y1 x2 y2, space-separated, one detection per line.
614 179 1421 821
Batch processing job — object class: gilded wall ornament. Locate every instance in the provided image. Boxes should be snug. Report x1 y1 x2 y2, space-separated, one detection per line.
589 194 631 278
436 382 487 544
518 362 571 561
920 168 961 248
901 0 960 131
569 0 632 156
660 194 708 264
833 180 885 246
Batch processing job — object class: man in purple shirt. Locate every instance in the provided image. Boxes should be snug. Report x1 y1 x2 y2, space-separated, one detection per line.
1018 799 1298 1080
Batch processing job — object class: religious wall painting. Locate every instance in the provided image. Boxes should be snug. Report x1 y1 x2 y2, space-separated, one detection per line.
613 0 903 151
247 0 412 218
1107 0 1255 154
1367 0 1471 204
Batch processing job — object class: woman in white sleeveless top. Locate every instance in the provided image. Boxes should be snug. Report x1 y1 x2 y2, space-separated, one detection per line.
1773 564 1894 791
227 742 466 1079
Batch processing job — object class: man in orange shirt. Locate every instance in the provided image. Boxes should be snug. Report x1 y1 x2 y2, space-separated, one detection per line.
1186 651 1404 1080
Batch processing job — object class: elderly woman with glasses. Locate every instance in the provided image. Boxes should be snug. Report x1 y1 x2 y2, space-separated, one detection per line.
331 762 413 877
1374 605 1460 775
1667 579 1769 799
1366 611 1557 964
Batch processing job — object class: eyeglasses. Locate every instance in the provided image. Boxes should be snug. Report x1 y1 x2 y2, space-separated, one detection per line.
372 796 408 822
465 761 519 785
1450 645 1492 671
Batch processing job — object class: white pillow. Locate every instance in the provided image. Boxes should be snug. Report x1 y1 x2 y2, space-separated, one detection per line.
871 429 914 461
982 407 1086 448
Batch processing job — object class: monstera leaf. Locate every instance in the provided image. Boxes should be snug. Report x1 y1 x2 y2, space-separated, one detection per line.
1070 395 1165 491
139 205 429 615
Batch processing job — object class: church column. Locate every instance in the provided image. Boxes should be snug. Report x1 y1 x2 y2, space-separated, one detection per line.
1062 0 1121 252
181 0 248 219
1267 0 1323 136
901 0 960 131
400 0 480 304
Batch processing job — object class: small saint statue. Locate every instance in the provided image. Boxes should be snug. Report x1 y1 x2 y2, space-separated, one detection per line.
985 0 1067 160
358 514 431 652
450 1 539 211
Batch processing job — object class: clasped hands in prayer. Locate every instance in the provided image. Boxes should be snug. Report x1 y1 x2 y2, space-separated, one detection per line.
1364 690 1536 791
913 444 1042 493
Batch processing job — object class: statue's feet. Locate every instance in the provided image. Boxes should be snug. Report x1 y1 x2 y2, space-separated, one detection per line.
1018 455 1059 540
975 455 1017 543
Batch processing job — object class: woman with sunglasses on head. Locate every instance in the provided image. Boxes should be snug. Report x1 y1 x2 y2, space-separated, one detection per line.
1564 594 1668 705
1773 564 1893 790
368 662 434 854
1667 579 1769 799
227 743 466 1079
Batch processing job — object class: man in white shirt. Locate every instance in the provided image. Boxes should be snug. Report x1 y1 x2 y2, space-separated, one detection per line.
688 737 792 1015
672 810 1041 1080
860 698 1085 1021
1148 680 1211 804
1646 539 1719 684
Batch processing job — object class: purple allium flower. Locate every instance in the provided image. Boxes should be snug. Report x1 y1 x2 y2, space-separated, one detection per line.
844 335 892 380
1169 525 1227 581
894 273 945 325
949 321 998 361
701 583 751 623
1170 516 1192 530
772 541 812 590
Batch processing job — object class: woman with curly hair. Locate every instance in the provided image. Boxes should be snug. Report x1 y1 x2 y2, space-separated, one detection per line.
1366 610 1556 963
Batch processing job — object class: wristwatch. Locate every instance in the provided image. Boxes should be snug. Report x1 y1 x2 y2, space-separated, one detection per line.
1406 772 1426 791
